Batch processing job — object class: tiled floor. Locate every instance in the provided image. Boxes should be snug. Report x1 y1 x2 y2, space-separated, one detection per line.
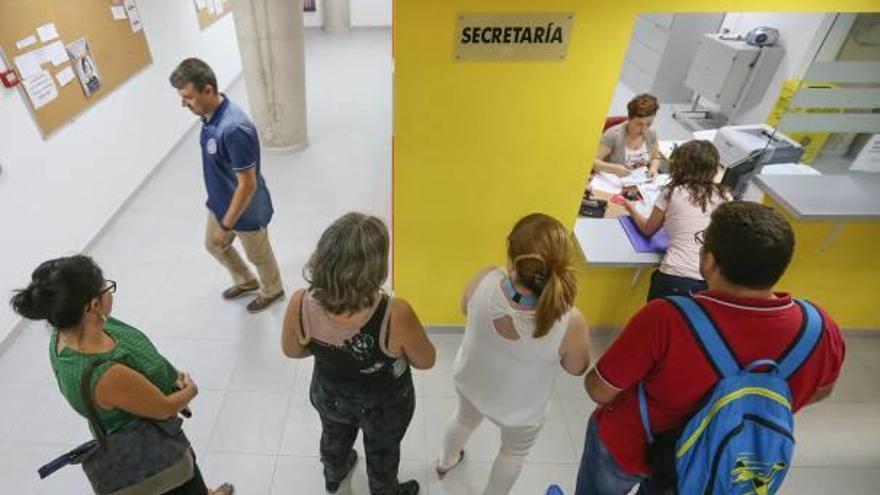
1 28 879 495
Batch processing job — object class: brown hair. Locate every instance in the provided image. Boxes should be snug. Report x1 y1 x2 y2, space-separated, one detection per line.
169 58 218 94
666 140 730 212
507 213 578 338
304 212 389 315
627 93 659 118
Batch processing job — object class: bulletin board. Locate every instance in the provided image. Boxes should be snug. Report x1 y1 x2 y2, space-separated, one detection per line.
195 0 233 30
0 0 152 137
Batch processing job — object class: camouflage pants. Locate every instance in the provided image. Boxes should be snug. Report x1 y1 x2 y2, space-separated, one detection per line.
310 373 415 495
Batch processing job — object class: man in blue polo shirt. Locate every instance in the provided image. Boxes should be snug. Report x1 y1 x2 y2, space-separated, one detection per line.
170 58 284 312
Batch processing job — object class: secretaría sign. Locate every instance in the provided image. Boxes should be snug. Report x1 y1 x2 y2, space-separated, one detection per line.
455 13 575 62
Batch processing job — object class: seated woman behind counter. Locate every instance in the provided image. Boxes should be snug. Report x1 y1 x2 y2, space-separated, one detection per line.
593 93 662 178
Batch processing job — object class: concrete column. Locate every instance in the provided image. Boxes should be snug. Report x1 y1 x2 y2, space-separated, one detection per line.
322 0 351 32
232 0 308 151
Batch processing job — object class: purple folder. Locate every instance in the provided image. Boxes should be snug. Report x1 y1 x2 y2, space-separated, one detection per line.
618 216 669 253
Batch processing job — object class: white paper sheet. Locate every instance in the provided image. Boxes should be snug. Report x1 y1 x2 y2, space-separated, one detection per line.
759 163 822 176
22 70 58 110
16 35 37 50
194 0 208 9
692 129 718 142
36 22 59 43
44 41 69 66
851 134 880 173
630 174 670 215
111 5 128 20
14 50 44 79
620 167 650 187
55 66 75 86
589 172 623 195
124 0 143 33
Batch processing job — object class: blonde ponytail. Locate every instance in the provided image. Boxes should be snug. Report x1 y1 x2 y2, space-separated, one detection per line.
533 262 577 338
507 213 578 338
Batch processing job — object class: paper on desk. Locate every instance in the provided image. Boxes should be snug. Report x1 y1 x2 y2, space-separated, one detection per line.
760 163 821 176
111 5 128 20
16 35 37 50
632 174 670 215
22 70 58 110
55 66 75 87
590 172 623 195
851 134 880 173
36 23 59 43
621 167 650 187
693 129 717 141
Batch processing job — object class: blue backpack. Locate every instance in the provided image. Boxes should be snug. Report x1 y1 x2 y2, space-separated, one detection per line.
638 296 823 495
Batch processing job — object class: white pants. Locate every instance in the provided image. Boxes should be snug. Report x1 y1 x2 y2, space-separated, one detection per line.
439 391 543 495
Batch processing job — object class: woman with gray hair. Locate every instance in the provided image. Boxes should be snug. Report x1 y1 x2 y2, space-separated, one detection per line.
281 212 436 495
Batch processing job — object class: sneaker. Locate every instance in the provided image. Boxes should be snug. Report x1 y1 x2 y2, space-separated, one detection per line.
210 483 234 495
436 450 464 477
396 480 420 495
325 450 358 493
246 291 285 313
222 282 259 300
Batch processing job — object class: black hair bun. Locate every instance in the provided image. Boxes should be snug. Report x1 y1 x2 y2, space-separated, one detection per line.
10 285 48 321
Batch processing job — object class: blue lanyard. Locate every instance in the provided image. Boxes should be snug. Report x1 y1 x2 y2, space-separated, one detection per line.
502 277 538 307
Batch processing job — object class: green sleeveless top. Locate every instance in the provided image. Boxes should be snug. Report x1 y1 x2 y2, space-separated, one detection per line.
49 317 179 436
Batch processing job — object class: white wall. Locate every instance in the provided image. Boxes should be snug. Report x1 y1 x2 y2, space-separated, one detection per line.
0 0 242 342
721 13 834 125
304 0 391 27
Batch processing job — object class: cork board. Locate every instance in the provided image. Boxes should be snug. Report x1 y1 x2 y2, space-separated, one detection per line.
0 0 152 138
195 0 233 30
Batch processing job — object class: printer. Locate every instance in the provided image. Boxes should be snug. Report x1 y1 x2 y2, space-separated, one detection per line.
712 124 804 168
711 124 804 199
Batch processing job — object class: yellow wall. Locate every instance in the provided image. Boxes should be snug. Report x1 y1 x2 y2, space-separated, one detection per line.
393 0 880 329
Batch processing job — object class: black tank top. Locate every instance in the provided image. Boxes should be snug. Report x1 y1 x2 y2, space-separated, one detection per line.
304 295 411 393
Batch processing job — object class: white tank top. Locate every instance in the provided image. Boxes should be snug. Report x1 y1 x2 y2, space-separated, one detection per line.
452 268 571 426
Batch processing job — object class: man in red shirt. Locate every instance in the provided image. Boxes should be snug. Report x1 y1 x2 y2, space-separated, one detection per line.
574 201 846 495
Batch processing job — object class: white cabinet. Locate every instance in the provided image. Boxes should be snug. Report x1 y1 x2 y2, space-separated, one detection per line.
620 13 725 103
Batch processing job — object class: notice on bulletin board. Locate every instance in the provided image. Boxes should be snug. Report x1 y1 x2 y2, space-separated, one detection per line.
455 13 575 62
22 70 59 110
66 37 102 98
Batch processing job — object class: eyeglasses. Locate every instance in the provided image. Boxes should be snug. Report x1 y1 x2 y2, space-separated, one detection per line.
694 230 705 246
100 280 117 295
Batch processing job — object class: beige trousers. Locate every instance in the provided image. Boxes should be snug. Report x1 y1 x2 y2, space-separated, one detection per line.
205 213 283 297
440 391 542 495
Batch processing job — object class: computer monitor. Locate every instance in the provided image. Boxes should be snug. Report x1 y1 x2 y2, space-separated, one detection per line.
721 148 765 199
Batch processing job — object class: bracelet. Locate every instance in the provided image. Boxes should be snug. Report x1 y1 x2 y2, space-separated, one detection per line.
219 222 233 232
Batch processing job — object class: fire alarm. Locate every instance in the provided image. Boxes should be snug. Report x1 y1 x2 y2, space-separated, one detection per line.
1 70 20 88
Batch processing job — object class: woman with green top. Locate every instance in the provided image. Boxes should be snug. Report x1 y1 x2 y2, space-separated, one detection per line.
10 255 233 495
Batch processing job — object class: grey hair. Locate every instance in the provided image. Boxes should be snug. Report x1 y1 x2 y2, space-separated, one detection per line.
169 58 217 93
304 212 390 315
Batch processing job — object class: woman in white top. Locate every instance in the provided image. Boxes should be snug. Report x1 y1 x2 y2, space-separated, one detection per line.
624 140 731 301
437 213 591 495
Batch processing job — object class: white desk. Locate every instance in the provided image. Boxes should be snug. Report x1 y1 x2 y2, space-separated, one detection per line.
753 173 880 251
574 218 660 287
753 174 880 221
